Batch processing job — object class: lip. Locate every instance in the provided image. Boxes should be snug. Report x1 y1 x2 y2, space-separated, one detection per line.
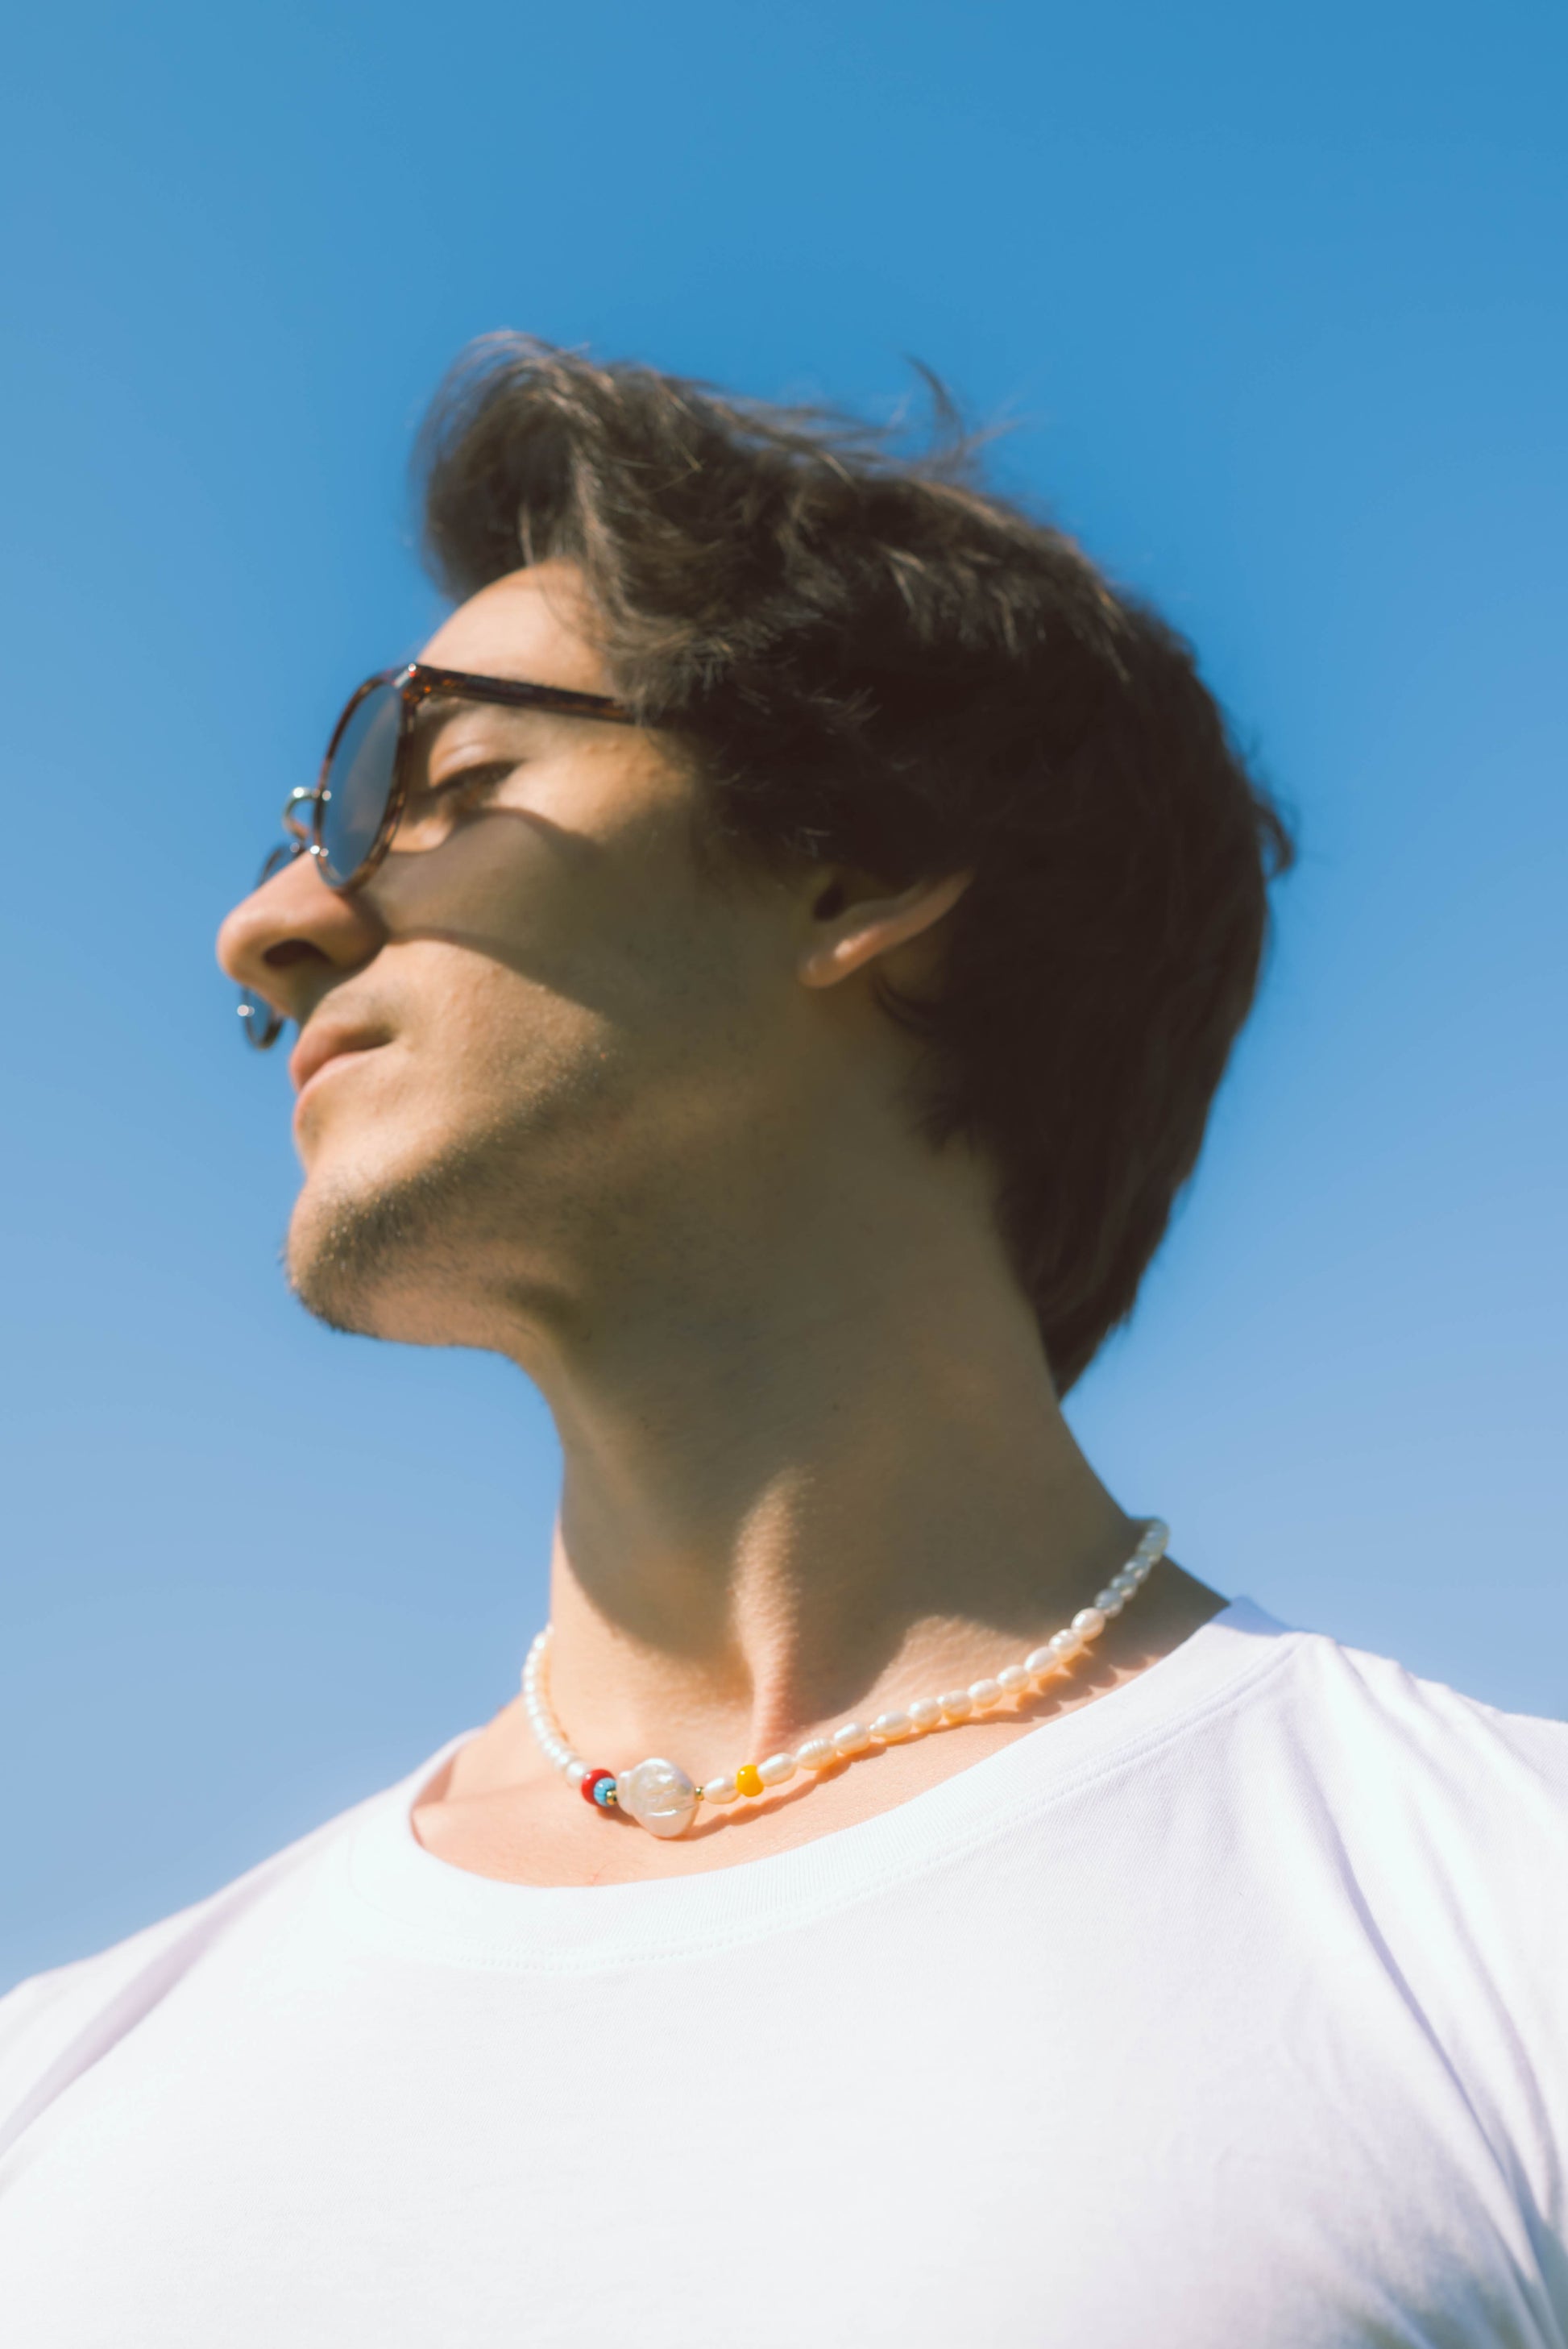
290 1024 390 1099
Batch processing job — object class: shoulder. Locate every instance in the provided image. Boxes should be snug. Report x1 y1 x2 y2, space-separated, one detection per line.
1139 1607 1568 2164
1214 1602 1568 1846
1217 1609 1568 2007
1159 1601 1568 1962
1262 1612 1568 1813
0 1762 431 2160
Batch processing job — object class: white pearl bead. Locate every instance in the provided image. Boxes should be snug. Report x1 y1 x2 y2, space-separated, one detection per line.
1048 1629 1084 1660
996 1664 1030 1695
833 1721 871 1755
1072 1607 1107 1640
565 1760 588 1787
1110 1571 1139 1595
940 1689 974 1720
796 1738 836 1770
908 1696 943 1730
1024 1646 1057 1676
757 1750 797 1787
1093 1588 1122 1614
872 1709 912 1741
703 1774 740 1803
969 1677 1001 1709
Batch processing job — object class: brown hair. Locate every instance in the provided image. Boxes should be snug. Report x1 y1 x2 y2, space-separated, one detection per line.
417 335 1294 1391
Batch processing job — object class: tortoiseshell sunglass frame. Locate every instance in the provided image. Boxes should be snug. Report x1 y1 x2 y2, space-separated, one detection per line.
237 661 637 1051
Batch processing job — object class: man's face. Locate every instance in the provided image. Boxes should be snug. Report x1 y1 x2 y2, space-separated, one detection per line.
218 564 809 1356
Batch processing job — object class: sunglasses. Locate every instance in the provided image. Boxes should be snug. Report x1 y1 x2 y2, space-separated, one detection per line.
237 662 635 1050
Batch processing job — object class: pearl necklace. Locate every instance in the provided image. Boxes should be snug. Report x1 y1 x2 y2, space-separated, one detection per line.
521 1519 1169 1839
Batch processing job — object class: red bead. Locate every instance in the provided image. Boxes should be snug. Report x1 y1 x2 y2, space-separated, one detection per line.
580 1768 616 1807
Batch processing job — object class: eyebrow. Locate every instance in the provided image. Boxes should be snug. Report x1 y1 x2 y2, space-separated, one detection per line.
400 696 552 774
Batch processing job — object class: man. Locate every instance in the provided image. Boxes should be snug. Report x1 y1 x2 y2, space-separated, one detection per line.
2 338 1564 2346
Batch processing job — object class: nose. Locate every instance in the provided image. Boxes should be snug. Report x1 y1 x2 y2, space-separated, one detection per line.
217 851 385 1029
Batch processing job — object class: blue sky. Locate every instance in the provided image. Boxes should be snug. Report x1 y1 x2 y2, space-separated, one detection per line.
2 0 1564 1989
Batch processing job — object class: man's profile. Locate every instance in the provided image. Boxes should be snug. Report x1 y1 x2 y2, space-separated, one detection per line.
2 338 1563 2344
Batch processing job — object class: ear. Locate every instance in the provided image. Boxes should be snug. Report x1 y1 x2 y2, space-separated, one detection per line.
798 868 973 990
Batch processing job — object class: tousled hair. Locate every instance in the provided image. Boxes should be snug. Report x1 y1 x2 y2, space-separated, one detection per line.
417 335 1294 1391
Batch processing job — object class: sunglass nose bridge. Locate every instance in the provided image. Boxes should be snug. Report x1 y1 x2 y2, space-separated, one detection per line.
280 783 324 844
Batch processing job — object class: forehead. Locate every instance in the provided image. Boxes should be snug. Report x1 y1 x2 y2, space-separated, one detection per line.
418 562 611 696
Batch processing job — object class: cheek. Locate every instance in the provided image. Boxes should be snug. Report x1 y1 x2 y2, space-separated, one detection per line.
369 826 795 1157
413 945 642 1137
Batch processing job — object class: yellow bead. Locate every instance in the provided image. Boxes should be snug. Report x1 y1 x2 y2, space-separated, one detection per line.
735 1762 764 1798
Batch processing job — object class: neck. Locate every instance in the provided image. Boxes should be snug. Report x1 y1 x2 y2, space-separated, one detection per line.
517 1178 1140 1783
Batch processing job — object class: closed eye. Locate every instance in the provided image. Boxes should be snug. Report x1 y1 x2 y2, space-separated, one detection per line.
426 758 518 801
394 759 522 851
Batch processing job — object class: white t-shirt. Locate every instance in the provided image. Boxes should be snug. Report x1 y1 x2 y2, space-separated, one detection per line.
2 1600 1566 2347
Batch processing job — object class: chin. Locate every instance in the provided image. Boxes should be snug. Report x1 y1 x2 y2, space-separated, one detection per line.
286 1177 403 1338
284 1140 433 1325
284 1131 536 1349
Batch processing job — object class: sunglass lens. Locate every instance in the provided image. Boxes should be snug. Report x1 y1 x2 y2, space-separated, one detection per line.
238 988 284 1050
319 680 403 886
235 844 301 1051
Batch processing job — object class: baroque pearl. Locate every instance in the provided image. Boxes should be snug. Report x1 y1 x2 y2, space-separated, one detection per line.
615 1757 699 1839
